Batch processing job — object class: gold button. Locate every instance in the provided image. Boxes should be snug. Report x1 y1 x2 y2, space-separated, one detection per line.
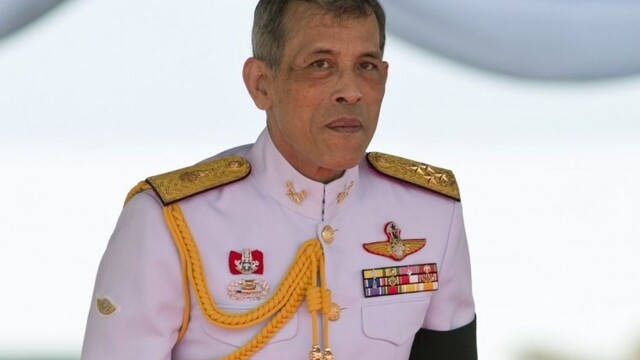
321 225 335 244
327 303 341 322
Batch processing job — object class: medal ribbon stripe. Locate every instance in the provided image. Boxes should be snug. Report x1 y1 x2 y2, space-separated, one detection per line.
362 263 438 298
363 274 431 288
364 282 439 297
362 264 436 279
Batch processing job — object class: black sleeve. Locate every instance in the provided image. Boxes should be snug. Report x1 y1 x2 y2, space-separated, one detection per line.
409 316 477 360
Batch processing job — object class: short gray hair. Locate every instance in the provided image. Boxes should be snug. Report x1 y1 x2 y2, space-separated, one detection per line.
252 0 386 71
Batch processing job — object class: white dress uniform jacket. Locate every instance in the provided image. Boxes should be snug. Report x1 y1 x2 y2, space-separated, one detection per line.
82 129 475 360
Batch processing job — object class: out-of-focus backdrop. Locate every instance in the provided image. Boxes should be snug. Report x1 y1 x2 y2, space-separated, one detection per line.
1 1 639 359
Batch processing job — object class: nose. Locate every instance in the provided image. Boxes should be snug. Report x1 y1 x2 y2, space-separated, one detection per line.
332 69 363 105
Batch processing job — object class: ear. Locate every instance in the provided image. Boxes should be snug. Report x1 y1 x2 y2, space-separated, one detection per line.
243 57 272 110
382 61 389 83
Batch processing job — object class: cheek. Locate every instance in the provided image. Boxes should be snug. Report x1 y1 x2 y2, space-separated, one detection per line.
287 89 321 118
279 83 311 107
368 79 386 97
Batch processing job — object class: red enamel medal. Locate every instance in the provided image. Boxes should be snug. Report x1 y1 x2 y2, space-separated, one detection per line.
228 249 264 274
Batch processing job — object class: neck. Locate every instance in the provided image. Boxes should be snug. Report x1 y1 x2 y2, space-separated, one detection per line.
304 168 345 184
266 123 348 184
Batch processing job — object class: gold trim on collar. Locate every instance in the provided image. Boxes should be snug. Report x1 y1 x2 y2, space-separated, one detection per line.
367 152 460 201
146 155 250 205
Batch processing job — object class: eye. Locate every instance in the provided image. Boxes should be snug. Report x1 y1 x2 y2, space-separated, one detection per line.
310 59 331 69
359 61 379 71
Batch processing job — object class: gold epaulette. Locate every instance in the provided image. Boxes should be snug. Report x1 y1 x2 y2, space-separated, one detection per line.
127 155 251 206
367 152 460 201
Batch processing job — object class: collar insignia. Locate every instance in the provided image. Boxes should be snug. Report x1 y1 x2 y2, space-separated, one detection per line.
286 180 308 205
336 181 354 204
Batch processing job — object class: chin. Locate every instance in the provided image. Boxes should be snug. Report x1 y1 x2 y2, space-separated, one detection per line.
324 152 364 171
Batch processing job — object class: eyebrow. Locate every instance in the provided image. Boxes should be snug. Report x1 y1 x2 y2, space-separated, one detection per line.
309 48 334 56
307 48 383 59
362 50 383 60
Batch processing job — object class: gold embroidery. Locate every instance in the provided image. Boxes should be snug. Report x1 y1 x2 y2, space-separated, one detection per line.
146 156 250 205
367 152 460 200
286 180 308 205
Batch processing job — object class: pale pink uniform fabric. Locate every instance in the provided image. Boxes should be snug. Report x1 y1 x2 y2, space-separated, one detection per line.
81 129 475 360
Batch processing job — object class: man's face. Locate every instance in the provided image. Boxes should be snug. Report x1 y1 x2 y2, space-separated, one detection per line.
263 2 388 182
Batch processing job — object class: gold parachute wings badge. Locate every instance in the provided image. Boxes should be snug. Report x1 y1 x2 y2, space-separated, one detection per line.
363 222 426 261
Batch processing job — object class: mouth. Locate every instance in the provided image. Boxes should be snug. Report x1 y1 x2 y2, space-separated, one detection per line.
326 117 363 134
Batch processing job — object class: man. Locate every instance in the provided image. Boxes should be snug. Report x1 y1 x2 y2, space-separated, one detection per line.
81 1 476 359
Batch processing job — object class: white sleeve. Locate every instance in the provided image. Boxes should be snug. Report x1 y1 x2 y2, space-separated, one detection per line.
81 191 184 360
423 201 476 330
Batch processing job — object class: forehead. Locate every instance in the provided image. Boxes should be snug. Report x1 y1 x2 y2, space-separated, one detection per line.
281 2 380 54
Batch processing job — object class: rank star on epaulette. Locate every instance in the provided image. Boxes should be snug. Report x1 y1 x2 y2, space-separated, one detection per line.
367 152 460 201
363 222 426 261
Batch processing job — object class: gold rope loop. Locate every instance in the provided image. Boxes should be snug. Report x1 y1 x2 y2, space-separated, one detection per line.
321 289 332 315
306 287 322 313
162 202 330 360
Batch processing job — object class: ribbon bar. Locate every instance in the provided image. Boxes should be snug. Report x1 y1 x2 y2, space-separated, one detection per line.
361 263 438 298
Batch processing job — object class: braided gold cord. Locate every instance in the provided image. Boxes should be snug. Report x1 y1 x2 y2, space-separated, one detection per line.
162 203 331 360
162 202 193 344
124 181 151 205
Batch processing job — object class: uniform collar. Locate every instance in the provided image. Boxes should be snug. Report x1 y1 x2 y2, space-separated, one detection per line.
247 129 360 221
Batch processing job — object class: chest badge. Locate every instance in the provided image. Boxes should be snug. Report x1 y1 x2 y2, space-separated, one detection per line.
229 249 264 275
363 222 426 261
228 279 270 301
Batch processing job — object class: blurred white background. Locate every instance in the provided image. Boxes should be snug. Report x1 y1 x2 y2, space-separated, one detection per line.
1 1 639 359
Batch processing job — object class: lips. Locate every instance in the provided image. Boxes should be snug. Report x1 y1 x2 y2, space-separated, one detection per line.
326 117 363 133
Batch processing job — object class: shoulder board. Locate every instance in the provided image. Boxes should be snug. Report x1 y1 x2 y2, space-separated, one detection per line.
367 152 460 201
145 155 251 205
